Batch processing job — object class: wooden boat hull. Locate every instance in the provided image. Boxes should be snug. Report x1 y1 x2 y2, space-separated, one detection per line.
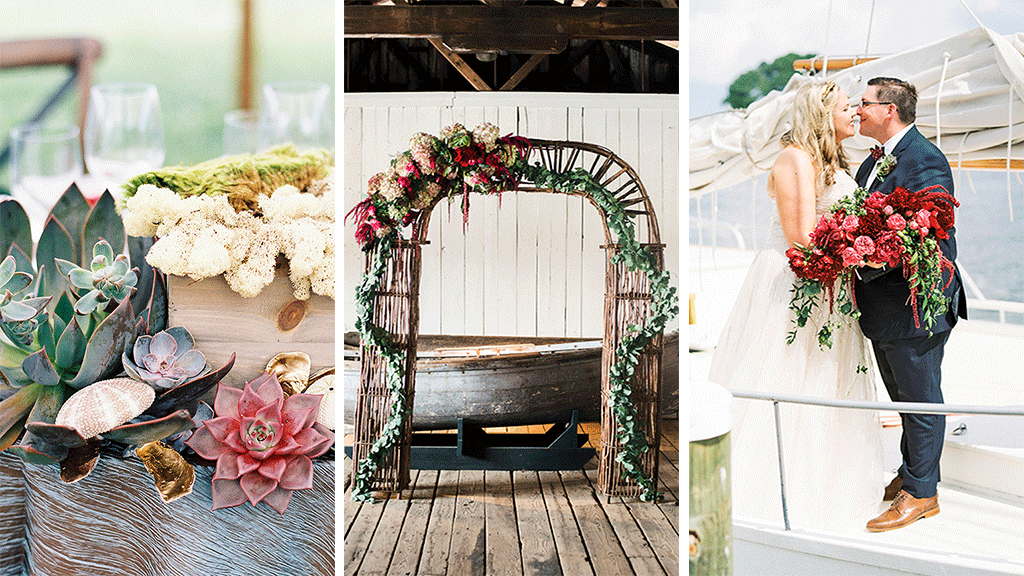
344 332 678 430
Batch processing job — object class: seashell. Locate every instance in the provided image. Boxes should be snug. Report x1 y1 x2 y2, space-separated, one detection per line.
137 441 195 503
55 378 156 439
265 352 311 397
303 368 335 430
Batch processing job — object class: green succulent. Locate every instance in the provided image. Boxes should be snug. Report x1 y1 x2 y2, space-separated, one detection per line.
0 184 173 466
57 240 139 315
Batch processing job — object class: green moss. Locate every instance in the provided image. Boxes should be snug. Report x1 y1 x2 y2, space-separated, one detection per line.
123 145 333 213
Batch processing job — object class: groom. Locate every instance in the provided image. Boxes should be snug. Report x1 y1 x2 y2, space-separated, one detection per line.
854 77 967 532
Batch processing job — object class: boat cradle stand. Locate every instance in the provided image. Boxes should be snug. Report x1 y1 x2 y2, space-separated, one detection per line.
345 410 597 471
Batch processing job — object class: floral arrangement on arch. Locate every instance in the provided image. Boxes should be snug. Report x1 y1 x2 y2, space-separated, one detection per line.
348 123 678 503
346 122 531 250
786 183 958 348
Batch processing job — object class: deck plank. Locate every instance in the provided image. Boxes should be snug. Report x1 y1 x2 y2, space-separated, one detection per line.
357 473 418 576
345 470 388 575
387 470 439 576
485 470 524 576
560 470 636 576
514 471 563 575
538 470 596 576
449 469 487 576
583 469 667 576
344 420 678 576
417 470 459 576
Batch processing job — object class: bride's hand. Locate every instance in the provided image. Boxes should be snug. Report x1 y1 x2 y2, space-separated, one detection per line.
863 261 886 269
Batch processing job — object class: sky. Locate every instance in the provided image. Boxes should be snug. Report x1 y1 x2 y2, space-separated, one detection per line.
688 0 1024 118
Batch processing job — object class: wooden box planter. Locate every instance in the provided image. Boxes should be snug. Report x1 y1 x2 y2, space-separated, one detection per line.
166 268 334 389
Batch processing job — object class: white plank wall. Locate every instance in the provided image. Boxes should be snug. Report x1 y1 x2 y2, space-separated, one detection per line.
343 93 680 338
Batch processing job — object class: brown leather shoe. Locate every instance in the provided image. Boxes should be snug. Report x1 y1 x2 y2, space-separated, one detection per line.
883 475 903 501
866 490 939 532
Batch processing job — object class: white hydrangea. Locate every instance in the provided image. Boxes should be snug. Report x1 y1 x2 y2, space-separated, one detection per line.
131 170 336 299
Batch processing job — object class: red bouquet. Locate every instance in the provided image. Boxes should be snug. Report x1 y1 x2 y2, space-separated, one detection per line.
786 184 959 348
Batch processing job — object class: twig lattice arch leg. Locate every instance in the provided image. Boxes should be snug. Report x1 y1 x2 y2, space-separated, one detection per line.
352 139 667 499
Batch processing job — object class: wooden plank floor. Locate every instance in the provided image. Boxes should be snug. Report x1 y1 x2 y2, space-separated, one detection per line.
344 420 680 576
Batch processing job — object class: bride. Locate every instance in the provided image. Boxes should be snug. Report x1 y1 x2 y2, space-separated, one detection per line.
709 79 884 532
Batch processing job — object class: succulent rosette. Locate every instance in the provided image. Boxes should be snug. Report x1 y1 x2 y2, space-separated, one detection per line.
56 239 139 315
123 327 210 390
186 372 335 513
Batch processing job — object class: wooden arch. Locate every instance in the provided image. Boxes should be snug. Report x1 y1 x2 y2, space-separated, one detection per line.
352 139 665 498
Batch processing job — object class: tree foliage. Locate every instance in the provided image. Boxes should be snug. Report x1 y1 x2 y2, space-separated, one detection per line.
725 53 814 109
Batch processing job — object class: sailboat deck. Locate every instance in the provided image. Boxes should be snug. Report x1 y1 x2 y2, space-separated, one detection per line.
692 244 1024 574
343 420 680 576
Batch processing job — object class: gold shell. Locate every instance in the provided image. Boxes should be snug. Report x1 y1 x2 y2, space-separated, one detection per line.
265 352 311 397
137 441 195 503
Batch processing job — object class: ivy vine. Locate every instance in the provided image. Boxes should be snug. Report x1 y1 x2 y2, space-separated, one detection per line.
351 154 677 503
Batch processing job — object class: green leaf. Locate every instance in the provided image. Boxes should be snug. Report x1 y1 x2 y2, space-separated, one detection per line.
0 199 33 262
100 410 193 445
83 191 126 257
0 382 41 442
21 349 60 386
66 297 136 389
36 220 75 299
7 243 33 276
26 383 66 424
54 317 86 370
47 183 90 265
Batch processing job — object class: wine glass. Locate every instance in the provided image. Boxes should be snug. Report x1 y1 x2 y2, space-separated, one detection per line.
257 81 332 152
223 109 259 156
84 82 165 199
8 122 84 240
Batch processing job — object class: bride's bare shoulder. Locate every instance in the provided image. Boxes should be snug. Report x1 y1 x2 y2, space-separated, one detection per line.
772 145 813 172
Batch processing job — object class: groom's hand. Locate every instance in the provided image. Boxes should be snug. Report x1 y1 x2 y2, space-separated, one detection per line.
864 261 886 269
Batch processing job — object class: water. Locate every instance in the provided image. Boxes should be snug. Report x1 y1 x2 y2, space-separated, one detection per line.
690 170 1024 303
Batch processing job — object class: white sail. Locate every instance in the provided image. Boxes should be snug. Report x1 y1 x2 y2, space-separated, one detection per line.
690 26 1024 196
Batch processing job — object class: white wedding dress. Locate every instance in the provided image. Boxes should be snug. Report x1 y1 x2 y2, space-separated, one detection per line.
709 170 884 532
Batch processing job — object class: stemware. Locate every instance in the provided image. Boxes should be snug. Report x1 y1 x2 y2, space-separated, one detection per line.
84 82 165 197
8 122 84 239
222 109 259 156
257 81 332 152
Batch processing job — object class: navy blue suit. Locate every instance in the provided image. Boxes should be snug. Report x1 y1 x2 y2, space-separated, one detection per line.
853 125 967 499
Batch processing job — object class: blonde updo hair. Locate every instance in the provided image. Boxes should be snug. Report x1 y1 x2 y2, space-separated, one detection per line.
780 79 851 191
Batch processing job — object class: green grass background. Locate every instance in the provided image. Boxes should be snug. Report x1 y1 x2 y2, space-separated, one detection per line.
1 0 335 190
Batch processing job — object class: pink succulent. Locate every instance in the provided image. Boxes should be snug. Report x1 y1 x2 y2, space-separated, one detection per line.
186 373 334 513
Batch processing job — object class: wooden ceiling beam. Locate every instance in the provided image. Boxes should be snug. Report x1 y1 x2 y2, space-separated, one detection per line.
344 7 679 50
500 54 547 91
427 38 493 90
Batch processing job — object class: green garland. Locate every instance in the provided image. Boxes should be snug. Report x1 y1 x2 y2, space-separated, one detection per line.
351 159 678 503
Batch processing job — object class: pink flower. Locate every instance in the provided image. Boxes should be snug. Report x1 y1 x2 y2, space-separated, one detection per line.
865 192 888 211
841 214 859 232
853 235 875 257
186 373 334 514
915 209 931 230
886 214 907 231
841 246 862 267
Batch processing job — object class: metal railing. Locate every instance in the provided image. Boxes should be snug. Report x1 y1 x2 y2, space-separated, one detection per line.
728 388 1024 531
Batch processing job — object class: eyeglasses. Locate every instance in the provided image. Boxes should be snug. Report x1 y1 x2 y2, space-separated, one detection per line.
857 100 892 108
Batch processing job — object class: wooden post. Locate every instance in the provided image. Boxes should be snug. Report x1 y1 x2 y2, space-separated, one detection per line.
239 0 255 110
689 380 733 575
